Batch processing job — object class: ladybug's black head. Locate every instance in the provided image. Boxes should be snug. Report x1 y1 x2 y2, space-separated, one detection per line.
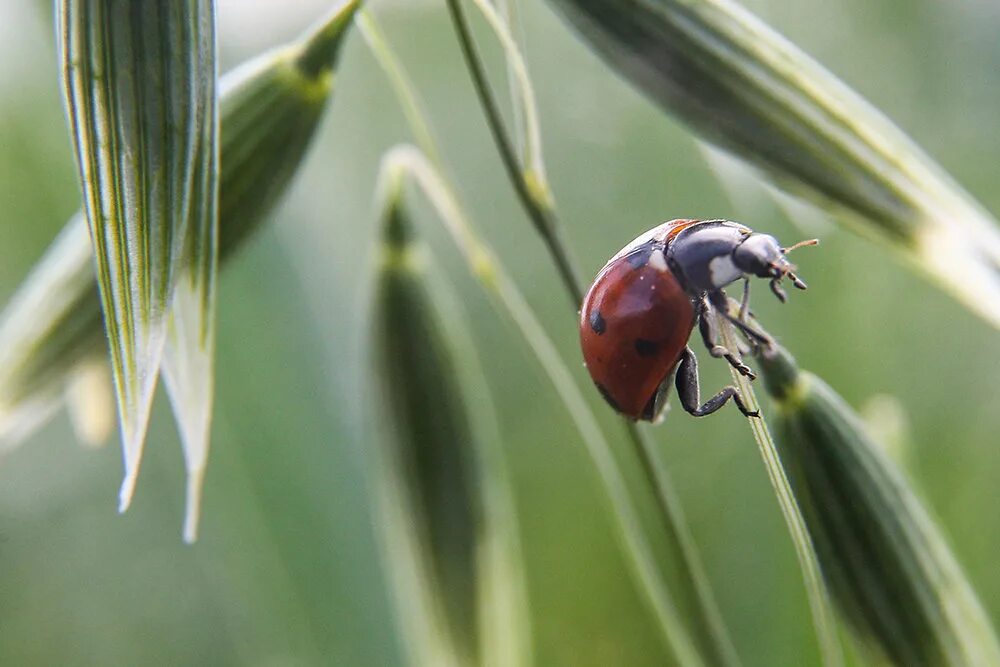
733 233 785 278
666 222 815 300
733 233 814 302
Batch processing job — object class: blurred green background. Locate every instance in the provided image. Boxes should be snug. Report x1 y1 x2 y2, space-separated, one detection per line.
1 0 999 664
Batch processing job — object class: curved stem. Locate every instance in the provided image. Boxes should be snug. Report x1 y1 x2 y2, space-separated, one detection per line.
355 12 441 165
443 0 584 306
442 2 742 663
363 10 740 664
380 145 706 667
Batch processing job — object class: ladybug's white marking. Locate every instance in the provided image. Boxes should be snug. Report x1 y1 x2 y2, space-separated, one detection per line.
708 254 742 287
648 248 669 273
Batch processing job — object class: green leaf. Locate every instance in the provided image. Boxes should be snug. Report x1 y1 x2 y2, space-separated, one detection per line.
545 0 1000 331
0 0 359 536
58 0 219 511
759 346 1000 666
369 170 531 666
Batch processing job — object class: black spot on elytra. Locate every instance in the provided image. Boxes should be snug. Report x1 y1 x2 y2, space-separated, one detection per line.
595 383 621 412
634 339 660 357
589 310 606 335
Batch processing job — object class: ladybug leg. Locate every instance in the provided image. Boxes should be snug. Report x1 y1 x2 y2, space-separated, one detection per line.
770 277 788 303
696 298 755 379
708 290 774 348
738 278 752 322
675 347 759 418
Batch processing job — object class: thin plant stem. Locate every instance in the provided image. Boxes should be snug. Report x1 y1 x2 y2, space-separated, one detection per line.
362 11 739 664
442 2 741 664
355 12 442 166
718 316 844 667
443 0 584 307
461 0 545 181
626 421 742 667
379 145 705 666
494 0 528 164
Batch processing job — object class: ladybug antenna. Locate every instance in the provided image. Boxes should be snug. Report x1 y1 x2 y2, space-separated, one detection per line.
781 238 819 254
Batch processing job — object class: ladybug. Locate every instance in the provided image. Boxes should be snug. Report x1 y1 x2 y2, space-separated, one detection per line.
579 219 814 422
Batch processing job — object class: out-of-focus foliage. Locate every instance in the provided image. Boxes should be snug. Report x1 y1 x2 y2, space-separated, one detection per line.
0 0 358 538
760 346 1000 666
546 0 1000 333
368 173 530 666
1 0 999 665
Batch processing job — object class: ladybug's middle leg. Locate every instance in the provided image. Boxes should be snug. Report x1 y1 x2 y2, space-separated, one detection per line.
738 277 752 321
708 290 774 348
696 297 755 379
675 347 759 418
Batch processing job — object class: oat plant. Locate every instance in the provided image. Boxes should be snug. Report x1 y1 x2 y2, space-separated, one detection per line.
1 0 999 665
757 345 1000 666
0 0 359 537
58 0 219 527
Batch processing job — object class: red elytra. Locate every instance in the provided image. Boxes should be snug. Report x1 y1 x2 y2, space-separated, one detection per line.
579 219 701 420
580 218 812 422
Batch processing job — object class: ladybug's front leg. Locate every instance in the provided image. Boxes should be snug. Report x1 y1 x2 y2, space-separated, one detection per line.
674 347 759 418
696 297 755 379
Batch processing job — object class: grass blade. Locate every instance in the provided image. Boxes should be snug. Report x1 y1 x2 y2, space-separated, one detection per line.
58 0 218 510
370 170 531 666
759 346 1000 666
1 0 359 535
545 0 1000 331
